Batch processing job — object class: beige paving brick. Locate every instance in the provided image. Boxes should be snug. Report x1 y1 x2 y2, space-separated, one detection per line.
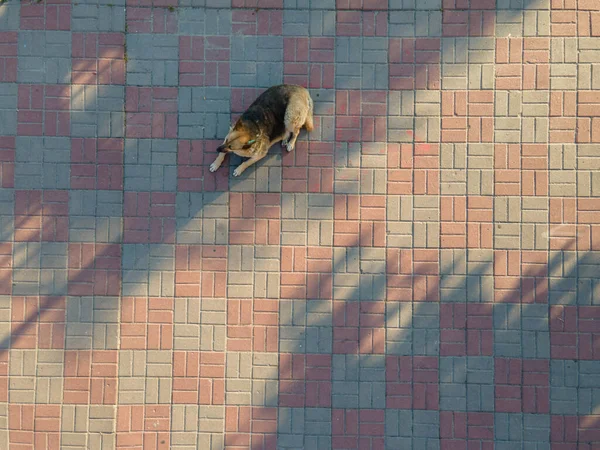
280 220 308 246
198 433 225 450
550 144 576 169
0 404 7 449
551 37 578 63
198 405 225 433
495 197 522 223
495 91 522 117
522 224 550 250
308 220 333 247
467 170 494 195
495 117 521 143
35 349 63 404
549 171 576 196
578 64 600 90
579 38 600 64
524 10 550 37
387 196 413 222
8 350 36 403
173 298 201 350
172 405 199 432
496 11 524 37
495 223 521 249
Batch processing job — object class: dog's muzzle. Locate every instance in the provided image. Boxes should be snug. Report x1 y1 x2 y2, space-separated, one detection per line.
216 145 228 153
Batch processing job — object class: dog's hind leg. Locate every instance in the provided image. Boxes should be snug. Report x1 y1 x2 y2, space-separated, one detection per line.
304 95 314 132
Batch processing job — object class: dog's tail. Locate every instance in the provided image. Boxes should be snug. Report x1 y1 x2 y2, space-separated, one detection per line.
304 94 314 132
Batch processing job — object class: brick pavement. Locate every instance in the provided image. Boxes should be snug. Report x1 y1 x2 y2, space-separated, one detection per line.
0 0 599 448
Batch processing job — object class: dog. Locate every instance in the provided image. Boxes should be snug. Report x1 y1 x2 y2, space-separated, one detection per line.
209 84 315 177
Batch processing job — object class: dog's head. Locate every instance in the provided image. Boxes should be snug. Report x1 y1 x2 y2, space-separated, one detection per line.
217 122 260 153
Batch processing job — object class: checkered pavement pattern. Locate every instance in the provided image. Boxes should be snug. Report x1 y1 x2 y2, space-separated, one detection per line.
0 0 599 448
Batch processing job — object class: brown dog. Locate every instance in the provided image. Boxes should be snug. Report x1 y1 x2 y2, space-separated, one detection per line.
209 84 314 177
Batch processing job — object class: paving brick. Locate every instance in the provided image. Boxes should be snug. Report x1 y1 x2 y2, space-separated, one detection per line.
122 243 174 297
72 4 126 32
70 85 124 138
18 31 71 84
0 83 17 136
126 34 179 86
231 36 284 88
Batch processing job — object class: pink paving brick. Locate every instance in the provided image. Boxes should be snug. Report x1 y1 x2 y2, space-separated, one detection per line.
71 138 124 190
232 9 283 35
174 245 227 298
72 33 125 85
336 11 388 37
386 356 439 410
63 350 118 404
17 85 71 137
229 193 281 245
278 354 332 407
494 358 550 413
120 297 174 350
280 246 333 299
0 32 17 83
283 38 335 89
10 296 66 350
123 192 176 244
0 136 15 189
67 243 121 296
125 87 177 139
177 140 229 192
227 299 278 352
332 409 385 450
14 190 69 242
172 351 225 404
179 36 230 87
20 0 71 31
127 6 177 34
335 90 387 143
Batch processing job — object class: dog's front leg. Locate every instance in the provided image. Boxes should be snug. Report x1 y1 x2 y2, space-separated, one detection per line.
209 152 226 172
233 154 265 177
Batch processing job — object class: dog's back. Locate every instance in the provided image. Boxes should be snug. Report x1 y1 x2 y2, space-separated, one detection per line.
242 85 307 141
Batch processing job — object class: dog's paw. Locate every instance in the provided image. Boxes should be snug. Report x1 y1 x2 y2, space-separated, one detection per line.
285 141 294 152
281 139 288 148
209 162 219 172
233 166 244 177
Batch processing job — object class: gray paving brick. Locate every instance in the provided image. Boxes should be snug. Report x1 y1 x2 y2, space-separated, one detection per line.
71 85 124 138
495 413 523 444
72 4 126 32
40 243 68 296
0 190 14 242
179 87 230 139
231 37 283 88
15 137 70 190
76 0 125 5
122 244 175 296
523 414 550 446
304 408 331 437
18 32 71 84
579 361 600 414
440 357 466 410
0 3 20 31
389 11 417 37
124 139 177 191
176 192 229 245
522 330 549 359
65 296 120 350
467 356 495 412
126 35 179 86
332 381 358 408
0 84 17 135
69 191 123 243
